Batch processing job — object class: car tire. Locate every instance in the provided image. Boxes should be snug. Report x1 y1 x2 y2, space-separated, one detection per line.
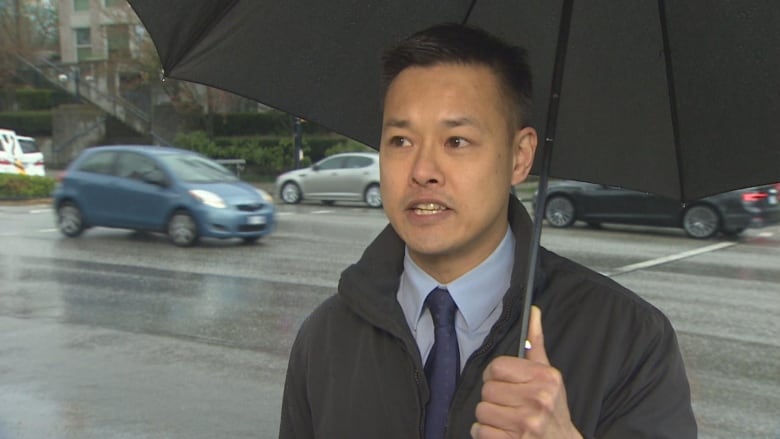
57 201 85 237
544 195 576 228
364 184 382 208
682 204 720 239
167 210 199 247
280 182 302 204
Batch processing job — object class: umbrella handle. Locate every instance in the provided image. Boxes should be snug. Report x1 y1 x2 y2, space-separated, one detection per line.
518 0 575 358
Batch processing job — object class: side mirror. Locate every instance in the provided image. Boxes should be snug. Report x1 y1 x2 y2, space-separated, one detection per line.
312 164 320 171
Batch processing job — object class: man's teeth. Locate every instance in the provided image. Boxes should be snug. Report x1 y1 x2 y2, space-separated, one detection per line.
412 203 446 215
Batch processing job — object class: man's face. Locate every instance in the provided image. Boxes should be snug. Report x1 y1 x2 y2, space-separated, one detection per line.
380 63 537 282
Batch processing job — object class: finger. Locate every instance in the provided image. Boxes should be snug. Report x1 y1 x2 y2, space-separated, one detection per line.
526 305 550 365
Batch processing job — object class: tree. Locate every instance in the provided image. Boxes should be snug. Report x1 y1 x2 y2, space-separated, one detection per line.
0 0 59 87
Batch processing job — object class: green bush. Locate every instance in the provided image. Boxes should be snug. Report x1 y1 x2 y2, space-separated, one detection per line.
201 111 332 137
0 111 52 136
15 89 54 110
0 174 56 199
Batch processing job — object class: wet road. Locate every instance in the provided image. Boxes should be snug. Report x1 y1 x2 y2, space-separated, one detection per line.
0 200 778 438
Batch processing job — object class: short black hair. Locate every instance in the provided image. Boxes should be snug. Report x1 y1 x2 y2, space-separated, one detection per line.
381 23 533 127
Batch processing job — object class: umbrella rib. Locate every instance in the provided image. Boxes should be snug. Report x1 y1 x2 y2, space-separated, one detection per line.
461 0 479 25
657 0 685 201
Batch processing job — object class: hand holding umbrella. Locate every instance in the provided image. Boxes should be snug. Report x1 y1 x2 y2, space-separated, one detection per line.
473 306 582 439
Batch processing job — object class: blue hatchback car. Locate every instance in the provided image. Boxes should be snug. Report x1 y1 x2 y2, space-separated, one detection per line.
53 145 276 246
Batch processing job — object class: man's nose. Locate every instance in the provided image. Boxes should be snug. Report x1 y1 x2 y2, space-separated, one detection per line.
410 144 443 186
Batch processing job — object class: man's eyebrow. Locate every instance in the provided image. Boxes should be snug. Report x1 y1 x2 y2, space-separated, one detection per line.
383 118 410 129
442 117 481 129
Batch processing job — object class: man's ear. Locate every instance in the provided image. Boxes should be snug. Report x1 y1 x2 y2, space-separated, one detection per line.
511 126 538 185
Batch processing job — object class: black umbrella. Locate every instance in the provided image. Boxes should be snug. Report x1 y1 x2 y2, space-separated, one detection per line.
128 0 780 354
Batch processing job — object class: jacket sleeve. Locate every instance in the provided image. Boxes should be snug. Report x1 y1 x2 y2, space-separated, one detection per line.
595 312 697 438
278 321 315 439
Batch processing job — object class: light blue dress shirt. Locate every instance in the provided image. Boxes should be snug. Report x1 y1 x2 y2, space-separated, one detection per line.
396 228 515 372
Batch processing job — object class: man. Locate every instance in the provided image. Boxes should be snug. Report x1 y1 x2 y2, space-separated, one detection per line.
279 23 696 439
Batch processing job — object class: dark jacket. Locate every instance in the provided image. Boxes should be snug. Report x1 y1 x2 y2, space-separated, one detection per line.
279 197 696 438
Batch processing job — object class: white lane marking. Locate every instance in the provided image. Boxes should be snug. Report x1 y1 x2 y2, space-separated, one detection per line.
606 242 736 277
758 232 774 237
29 208 51 214
276 212 294 216
38 228 58 233
311 210 334 215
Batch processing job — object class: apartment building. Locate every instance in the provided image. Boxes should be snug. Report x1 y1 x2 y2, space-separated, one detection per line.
58 0 141 64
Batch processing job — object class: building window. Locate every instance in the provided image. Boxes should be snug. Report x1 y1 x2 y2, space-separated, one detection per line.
75 28 93 61
74 0 90 11
106 25 130 59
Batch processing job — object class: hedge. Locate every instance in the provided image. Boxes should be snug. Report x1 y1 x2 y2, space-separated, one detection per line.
200 111 333 137
0 111 53 136
0 174 56 199
175 131 373 177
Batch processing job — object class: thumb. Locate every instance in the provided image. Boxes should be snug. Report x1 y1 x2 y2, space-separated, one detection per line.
526 305 550 365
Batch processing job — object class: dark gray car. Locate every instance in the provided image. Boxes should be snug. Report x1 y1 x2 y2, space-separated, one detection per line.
537 180 780 239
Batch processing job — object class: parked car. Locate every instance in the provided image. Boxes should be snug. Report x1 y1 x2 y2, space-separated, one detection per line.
0 129 24 175
275 152 382 207
53 145 276 246
16 135 46 176
537 180 780 239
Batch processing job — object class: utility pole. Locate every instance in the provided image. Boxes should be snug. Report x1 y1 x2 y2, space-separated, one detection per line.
293 116 303 169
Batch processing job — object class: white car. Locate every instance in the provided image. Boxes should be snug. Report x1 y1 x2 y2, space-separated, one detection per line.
16 135 46 176
275 152 382 207
0 129 24 175
0 129 45 176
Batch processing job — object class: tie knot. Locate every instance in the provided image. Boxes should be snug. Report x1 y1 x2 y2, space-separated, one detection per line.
426 288 457 328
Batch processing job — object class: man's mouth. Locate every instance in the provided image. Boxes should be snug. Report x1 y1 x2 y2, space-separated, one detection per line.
410 203 448 215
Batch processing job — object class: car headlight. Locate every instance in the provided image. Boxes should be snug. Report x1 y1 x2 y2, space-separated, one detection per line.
256 188 274 203
189 189 226 208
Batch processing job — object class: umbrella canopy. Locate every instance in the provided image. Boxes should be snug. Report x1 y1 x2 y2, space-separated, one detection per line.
129 0 780 202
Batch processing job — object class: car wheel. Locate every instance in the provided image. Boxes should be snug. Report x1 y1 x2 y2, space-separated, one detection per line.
364 184 382 208
167 210 199 247
682 204 720 239
544 195 576 228
280 182 302 204
57 202 85 237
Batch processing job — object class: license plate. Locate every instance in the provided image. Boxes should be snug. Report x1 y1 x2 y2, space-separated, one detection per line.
247 215 266 225
769 195 777 205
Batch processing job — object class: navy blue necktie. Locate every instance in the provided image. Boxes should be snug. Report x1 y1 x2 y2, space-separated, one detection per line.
424 288 460 439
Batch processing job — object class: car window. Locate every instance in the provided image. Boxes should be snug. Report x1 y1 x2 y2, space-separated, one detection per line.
316 156 345 170
159 153 238 183
345 156 373 169
18 138 39 154
116 152 162 181
76 151 117 174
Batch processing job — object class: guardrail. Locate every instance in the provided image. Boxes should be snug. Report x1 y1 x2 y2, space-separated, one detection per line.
215 158 246 177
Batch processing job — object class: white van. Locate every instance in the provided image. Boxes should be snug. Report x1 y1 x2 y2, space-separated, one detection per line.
0 129 45 176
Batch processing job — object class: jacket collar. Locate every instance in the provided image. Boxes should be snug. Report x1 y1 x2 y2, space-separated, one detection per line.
337 195 543 341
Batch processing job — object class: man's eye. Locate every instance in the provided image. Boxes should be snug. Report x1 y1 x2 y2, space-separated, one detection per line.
389 136 410 147
446 137 469 148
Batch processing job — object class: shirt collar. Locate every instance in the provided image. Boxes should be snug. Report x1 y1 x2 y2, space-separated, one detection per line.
397 227 515 332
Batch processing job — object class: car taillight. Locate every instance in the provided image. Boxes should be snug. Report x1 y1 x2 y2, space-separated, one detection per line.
742 192 768 202
0 158 11 165
35 160 44 166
